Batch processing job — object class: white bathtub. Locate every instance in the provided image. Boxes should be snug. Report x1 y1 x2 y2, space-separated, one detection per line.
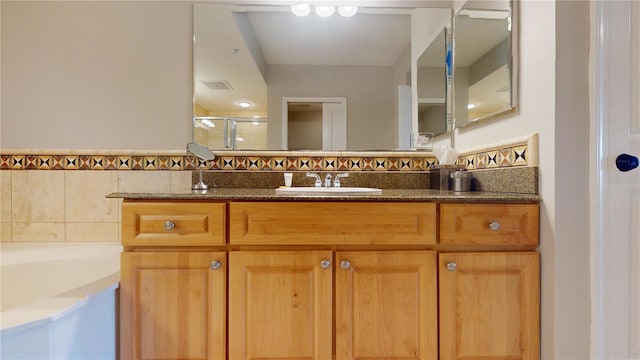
0 242 121 360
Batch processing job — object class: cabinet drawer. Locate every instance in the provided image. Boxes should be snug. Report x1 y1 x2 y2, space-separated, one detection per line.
439 203 539 246
229 202 436 245
122 201 226 246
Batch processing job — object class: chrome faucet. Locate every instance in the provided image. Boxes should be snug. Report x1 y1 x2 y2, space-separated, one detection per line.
306 172 322 187
324 174 332 188
333 173 349 187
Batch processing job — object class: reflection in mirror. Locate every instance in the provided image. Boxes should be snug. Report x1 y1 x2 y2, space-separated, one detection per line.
193 3 451 151
194 117 268 150
453 0 516 129
287 102 323 150
417 28 448 138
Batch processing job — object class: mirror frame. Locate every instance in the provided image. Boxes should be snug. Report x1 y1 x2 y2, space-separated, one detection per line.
452 0 518 129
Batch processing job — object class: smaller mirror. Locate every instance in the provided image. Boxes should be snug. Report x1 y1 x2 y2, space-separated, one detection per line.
416 28 449 138
453 0 517 129
187 142 216 161
187 142 215 192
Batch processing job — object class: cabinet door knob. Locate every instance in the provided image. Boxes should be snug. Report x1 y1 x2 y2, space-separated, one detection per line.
210 260 222 270
488 221 500 231
340 260 351 270
320 259 331 269
164 221 176 231
446 262 457 272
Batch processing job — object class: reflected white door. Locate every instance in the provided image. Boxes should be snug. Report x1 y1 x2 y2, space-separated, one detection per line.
322 102 346 150
594 1 640 358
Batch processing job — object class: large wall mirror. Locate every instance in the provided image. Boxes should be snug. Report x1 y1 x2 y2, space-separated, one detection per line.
193 2 451 151
453 0 517 129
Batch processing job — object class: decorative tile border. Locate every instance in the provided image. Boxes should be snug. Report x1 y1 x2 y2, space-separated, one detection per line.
0 135 535 171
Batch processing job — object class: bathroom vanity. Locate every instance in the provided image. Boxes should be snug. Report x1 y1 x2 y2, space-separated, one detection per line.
114 189 540 360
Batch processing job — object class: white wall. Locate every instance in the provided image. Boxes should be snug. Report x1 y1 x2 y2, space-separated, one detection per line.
0 1 193 150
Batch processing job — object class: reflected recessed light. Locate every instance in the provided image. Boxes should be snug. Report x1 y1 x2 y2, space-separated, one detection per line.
201 119 215 128
338 5 358 17
315 5 334 17
238 101 252 108
291 4 310 17
467 103 476 110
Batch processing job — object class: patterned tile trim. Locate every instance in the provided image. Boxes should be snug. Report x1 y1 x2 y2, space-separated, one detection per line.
456 135 534 170
0 141 531 171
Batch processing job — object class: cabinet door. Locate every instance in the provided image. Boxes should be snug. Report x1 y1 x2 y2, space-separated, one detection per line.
335 251 438 360
120 252 226 360
228 251 333 360
439 252 540 360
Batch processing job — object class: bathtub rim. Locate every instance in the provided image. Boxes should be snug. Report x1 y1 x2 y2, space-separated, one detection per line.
0 242 121 335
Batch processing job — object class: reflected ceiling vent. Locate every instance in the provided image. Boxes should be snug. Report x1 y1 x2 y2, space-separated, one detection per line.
202 80 233 90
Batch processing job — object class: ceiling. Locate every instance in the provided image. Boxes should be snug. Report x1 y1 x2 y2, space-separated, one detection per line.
193 4 413 114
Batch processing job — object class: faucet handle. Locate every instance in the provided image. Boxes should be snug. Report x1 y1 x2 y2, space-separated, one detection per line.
306 172 322 187
333 173 349 187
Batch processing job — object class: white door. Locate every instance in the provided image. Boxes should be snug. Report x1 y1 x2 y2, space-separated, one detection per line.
322 102 346 150
593 1 640 358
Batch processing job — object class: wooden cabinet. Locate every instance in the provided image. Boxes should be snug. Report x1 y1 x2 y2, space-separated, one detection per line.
229 202 436 245
228 251 333 360
440 203 539 246
227 250 437 360
119 200 540 360
335 251 438 360
119 251 226 360
438 252 540 360
121 201 226 247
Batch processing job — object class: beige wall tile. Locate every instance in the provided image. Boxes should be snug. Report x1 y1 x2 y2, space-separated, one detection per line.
65 171 119 222
0 223 11 242
1 171 11 223
12 171 65 222
171 171 193 192
12 223 65 242
66 223 119 242
118 171 171 193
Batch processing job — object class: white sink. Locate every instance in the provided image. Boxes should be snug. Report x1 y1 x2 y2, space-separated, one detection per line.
275 186 382 195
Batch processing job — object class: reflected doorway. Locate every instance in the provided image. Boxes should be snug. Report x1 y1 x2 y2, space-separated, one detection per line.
282 97 346 150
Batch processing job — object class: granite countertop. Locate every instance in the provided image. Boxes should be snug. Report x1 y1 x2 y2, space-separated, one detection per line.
107 188 541 203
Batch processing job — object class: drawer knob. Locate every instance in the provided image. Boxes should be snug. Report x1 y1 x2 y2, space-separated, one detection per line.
320 260 331 269
210 260 222 270
488 221 501 231
446 262 457 272
340 260 351 270
164 221 176 231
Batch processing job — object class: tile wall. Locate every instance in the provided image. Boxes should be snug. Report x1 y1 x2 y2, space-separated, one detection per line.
0 169 191 243
0 134 536 242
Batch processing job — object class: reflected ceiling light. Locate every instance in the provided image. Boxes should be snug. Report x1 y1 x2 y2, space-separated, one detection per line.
338 5 358 17
467 103 477 110
291 4 310 17
238 101 252 108
201 119 216 128
315 5 334 17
